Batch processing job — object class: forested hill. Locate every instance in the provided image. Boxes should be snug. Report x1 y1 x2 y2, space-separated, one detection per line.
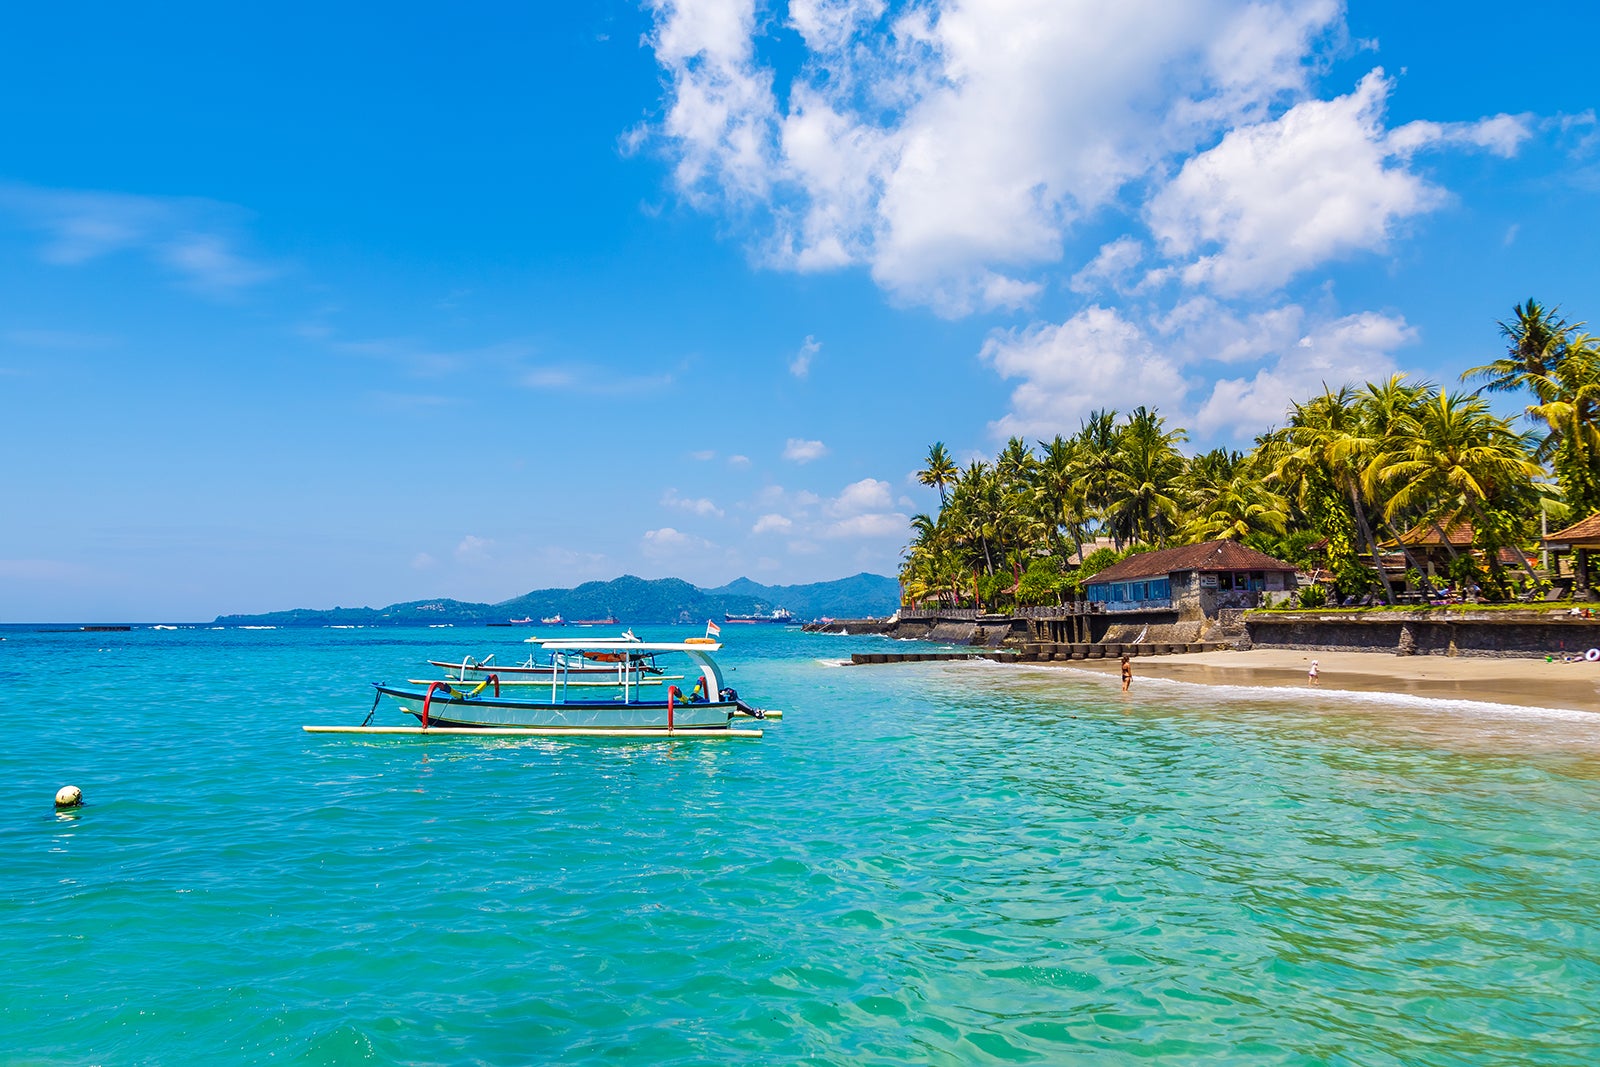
212 572 899 627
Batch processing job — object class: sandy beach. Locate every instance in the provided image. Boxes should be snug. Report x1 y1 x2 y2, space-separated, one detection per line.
1063 648 1600 714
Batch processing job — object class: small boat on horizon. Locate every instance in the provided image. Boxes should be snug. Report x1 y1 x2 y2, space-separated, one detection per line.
724 607 795 624
571 614 620 626
539 614 565 625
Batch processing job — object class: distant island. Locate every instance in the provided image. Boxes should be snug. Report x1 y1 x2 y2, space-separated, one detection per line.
212 573 900 627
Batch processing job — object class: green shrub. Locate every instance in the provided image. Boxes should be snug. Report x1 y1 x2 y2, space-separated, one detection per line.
1297 584 1328 608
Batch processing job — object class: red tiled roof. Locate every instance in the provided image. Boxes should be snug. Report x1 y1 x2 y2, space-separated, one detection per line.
1387 518 1474 548
1084 540 1297 584
1544 512 1600 546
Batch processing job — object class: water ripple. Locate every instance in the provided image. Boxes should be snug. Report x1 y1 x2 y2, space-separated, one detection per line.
3 627 1599 1063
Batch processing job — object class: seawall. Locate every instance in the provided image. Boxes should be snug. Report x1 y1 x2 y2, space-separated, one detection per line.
807 608 1600 661
1244 609 1600 659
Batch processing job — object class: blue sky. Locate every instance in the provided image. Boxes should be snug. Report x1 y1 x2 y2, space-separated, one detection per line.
1 1 1595 621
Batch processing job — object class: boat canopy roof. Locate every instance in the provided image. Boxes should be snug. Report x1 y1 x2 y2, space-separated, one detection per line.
527 638 723 653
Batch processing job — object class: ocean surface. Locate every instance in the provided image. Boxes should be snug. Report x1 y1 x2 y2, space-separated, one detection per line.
4 624 1600 1065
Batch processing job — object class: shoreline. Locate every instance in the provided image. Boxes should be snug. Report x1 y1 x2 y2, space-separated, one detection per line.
1038 648 1600 715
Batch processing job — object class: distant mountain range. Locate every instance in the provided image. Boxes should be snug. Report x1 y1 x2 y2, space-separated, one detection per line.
211 573 900 627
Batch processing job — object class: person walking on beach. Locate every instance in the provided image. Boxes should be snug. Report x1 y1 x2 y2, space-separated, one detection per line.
1308 659 1320 685
1121 654 1132 692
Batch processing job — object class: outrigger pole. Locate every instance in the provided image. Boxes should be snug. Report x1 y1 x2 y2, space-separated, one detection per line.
302 725 764 738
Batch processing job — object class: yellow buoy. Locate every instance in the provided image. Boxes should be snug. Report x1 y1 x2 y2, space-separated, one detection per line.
55 785 82 809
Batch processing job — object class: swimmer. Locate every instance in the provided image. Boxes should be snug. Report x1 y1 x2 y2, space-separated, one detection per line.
1308 659 1320 685
1121 654 1132 692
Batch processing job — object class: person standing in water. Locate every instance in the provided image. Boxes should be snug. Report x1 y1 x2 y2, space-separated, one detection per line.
1308 659 1320 685
1121 654 1132 692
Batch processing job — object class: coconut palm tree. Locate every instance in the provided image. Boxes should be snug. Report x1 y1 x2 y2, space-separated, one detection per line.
1462 299 1577 405
1034 434 1092 564
1270 387 1398 603
918 442 959 508
1074 409 1120 529
1104 408 1187 548
949 461 998 576
1524 335 1600 516
1373 390 1545 588
1181 449 1288 543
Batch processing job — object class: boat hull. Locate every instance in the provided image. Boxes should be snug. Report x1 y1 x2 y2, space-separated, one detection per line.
375 684 737 731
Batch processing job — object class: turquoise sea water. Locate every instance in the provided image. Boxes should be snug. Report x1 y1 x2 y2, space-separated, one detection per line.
4 624 1600 1065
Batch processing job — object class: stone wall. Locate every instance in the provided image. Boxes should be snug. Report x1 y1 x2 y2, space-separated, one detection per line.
803 618 898 636
1100 619 1204 644
1245 610 1600 658
927 620 981 644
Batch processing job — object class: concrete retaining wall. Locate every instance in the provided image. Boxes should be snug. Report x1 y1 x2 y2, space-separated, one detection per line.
1245 611 1600 658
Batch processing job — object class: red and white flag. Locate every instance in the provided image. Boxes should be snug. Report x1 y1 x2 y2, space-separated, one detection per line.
705 620 721 638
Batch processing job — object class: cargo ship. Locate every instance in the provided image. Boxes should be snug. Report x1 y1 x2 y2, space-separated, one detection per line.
723 607 794 624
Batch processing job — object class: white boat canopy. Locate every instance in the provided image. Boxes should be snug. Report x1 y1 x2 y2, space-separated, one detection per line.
523 636 728 698
528 639 722 653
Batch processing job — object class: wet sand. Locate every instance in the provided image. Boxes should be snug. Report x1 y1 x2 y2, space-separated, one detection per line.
1064 648 1600 714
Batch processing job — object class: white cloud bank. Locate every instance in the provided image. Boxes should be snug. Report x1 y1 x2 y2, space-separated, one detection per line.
1148 70 1531 295
640 2 1533 443
640 1 1531 315
982 307 1184 439
982 302 1416 440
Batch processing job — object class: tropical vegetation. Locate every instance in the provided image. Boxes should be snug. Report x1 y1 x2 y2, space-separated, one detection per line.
902 301 1599 611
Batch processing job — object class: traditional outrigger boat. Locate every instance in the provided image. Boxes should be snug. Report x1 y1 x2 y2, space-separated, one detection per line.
304 636 781 738
426 643 677 683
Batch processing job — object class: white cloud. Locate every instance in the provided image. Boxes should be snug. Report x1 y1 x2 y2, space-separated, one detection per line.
642 526 715 557
157 232 274 291
0 182 276 294
643 5 1531 316
519 363 674 393
690 449 717 460
410 552 437 570
757 485 823 511
1194 310 1415 436
1069 237 1145 295
523 366 577 389
823 512 909 538
1386 112 1532 158
1148 71 1530 295
783 437 828 462
790 334 821 378
981 306 1184 438
644 0 778 202
1151 297 1306 365
828 477 894 516
661 488 725 517
727 453 751 467
455 535 493 563
643 1 1353 314
752 513 793 534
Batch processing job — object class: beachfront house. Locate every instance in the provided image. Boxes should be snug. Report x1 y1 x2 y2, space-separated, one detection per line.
1083 540 1299 620
1542 513 1600 599
1378 517 1536 592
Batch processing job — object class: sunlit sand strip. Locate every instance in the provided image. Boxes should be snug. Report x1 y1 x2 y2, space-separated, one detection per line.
985 649 1600 720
